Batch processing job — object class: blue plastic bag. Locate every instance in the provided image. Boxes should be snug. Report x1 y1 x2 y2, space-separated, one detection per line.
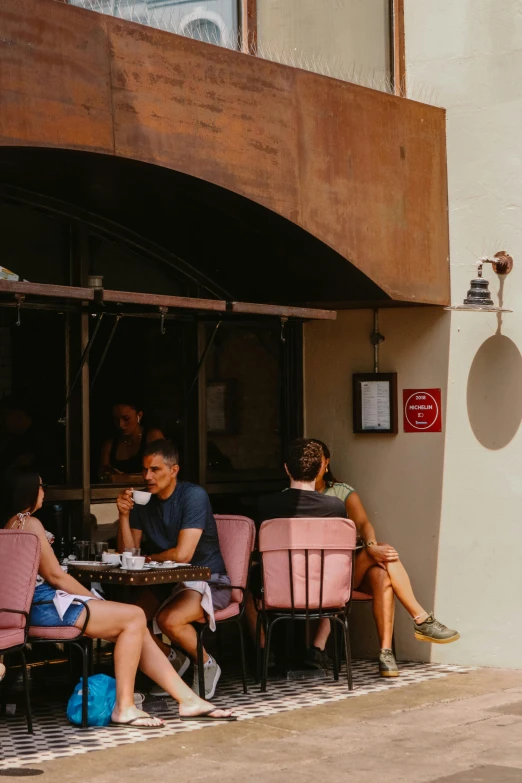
66 673 117 727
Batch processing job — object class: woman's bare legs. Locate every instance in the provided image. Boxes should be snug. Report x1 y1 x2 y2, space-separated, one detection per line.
362 566 395 650
75 601 233 720
384 559 426 620
354 548 427 621
139 631 233 718
75 600 162 725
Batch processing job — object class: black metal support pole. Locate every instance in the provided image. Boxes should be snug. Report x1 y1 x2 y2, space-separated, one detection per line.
176 320 222 425
59 313 104 424
90 314 123 390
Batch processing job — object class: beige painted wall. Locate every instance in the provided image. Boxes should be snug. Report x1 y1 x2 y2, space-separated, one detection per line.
304 308 450 661
404 0 522 668
257 0 391 87
304 0 522 670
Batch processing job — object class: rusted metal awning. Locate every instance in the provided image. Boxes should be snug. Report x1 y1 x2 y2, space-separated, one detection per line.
0 0 450 307
0 281 336 320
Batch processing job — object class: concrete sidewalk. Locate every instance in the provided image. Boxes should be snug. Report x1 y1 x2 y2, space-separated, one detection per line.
5 669 522 782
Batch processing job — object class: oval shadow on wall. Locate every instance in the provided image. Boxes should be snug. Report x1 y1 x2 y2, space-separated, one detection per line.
467 334 522 449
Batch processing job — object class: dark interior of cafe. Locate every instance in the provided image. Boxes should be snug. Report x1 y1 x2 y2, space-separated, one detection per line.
0 149 329 547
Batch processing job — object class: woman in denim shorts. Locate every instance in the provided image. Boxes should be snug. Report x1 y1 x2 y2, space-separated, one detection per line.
3 467 235 727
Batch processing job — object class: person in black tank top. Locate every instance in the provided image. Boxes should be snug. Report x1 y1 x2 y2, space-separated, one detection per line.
99 400 164 479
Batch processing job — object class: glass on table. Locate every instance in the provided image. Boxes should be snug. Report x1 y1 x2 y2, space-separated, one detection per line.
74 540 90 561
95 541 109 561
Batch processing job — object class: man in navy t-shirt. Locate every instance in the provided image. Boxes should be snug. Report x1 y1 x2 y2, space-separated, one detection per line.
117 440 230 700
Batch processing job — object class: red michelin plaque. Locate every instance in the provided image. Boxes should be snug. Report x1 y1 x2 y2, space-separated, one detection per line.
403 389 442 433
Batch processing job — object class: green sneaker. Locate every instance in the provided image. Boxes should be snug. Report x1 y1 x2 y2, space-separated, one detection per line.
414 614 460 644
379 649 399 678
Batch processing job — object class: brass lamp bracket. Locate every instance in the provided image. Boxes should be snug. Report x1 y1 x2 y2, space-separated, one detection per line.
478 251 513 277
445 251 514 312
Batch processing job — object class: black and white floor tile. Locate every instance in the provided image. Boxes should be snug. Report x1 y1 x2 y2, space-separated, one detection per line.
0 661 472 770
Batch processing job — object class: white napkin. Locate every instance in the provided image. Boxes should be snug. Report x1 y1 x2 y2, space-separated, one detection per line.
53 589 104 621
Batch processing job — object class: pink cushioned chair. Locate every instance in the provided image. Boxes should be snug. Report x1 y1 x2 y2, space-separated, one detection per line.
0 529 41 734
0 528 94 730
258 517 357 692
194 515 256 699
28 614 93 729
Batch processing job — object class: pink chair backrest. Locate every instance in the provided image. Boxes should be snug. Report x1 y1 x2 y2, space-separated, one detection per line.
0 529 41 631
258 517 356 611
214 515 256 603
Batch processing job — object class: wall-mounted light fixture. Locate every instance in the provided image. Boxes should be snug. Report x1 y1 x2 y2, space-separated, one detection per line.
445 251 513 313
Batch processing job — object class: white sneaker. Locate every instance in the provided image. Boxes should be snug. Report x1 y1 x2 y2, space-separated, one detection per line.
192 656 221 700
149 649 191 697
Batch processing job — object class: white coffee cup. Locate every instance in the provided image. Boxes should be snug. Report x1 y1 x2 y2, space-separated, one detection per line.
124 555 146 570
102 553 121 566
133 490 151 506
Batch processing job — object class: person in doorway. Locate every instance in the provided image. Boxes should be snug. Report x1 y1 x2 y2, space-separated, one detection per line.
100 399 164 479
245 438 350 670
3 466 235 725
311 439 460 677
116 440 231 700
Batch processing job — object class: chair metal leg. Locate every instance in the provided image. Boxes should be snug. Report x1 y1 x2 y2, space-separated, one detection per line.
261 616 274 693
197 625 206 699
68 643 74 689
330 617 339 681
255 611 264 684
216 624 223 661
19 649 33 734
77 641 90 729
341 615 353 691
235 620 248 694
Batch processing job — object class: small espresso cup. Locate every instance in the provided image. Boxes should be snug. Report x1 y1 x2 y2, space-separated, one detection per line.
121 549 140 568
133 490 151 506
124 555 146 570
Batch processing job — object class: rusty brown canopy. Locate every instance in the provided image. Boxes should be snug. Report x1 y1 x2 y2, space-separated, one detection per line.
0 0 449 307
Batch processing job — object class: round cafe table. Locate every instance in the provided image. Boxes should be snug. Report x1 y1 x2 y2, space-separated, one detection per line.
68 563 211 602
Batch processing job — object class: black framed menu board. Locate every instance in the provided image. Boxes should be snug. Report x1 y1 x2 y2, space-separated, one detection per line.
352 373 398 434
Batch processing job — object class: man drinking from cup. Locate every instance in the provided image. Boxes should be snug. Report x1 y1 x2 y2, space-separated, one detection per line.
116 440 230 700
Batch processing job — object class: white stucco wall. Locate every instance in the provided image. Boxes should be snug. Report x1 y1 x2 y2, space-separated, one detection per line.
305 0 522 668
405 0 522 667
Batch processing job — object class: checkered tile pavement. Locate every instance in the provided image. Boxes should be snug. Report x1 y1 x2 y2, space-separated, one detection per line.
0 661 472 770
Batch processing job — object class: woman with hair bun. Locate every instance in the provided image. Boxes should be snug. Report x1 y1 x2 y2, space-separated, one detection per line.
311 439 460 678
